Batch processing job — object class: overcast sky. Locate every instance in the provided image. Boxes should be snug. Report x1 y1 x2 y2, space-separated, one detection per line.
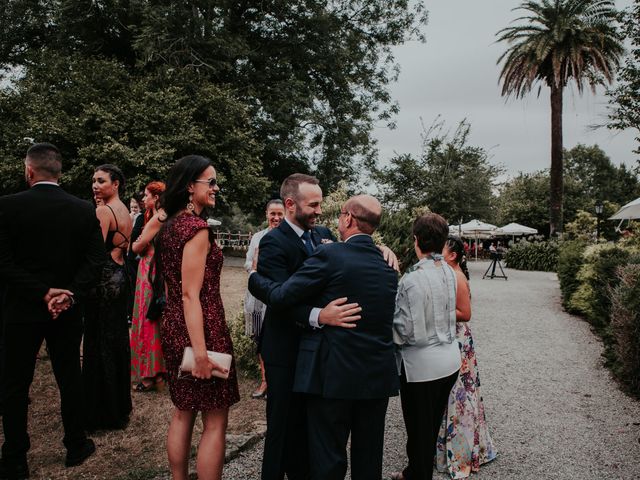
373 0 638 179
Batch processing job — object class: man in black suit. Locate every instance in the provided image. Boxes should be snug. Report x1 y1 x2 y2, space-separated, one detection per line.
247 173 342 480
250 195 399 480
0 143 105 479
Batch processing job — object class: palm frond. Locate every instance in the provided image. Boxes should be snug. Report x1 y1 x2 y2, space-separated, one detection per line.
496 0 624 98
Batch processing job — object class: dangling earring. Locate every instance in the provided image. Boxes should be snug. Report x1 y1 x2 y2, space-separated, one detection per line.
187 194 195 213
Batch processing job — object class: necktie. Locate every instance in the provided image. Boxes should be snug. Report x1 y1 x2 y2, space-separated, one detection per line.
301 230 314 256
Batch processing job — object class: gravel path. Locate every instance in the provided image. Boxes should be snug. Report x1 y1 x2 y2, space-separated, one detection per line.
224 261 640 479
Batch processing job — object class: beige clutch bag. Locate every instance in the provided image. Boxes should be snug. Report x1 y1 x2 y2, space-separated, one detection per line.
178 347 232 380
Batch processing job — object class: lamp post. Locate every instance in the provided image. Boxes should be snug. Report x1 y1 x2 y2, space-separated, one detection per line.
595 201 604 241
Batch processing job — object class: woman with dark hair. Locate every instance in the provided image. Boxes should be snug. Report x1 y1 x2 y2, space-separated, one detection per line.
436 236 497 478
130 181 167 392
243 198 285 398
391 213 461 480
83 164 133 432
156 155 239 480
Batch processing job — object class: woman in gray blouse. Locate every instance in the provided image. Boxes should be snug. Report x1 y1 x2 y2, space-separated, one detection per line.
391 213 461 480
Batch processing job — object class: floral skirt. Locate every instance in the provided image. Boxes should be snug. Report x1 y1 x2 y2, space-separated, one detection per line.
436 322 497 478
130 252 166 381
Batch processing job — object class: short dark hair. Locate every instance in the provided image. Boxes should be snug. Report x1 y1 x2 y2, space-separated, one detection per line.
413 213 449 254
265 199 284 211
280 173 319 201
26 143 62 177
95 164 126 191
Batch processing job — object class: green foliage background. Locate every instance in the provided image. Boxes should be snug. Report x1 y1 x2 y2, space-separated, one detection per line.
503 240 559 272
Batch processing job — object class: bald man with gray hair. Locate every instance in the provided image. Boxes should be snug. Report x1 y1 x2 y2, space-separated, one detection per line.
250 194 399 480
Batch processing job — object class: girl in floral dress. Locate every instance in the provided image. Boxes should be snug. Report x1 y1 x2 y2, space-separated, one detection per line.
130 181 167 391
436 236 497 478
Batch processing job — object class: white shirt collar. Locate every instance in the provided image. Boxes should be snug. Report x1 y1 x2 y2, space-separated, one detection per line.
285 217 306 237
32 181 59 187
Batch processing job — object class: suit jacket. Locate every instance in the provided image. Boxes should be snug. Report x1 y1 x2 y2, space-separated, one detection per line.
0 184 106 324
250 234 399 400
248 219 335 367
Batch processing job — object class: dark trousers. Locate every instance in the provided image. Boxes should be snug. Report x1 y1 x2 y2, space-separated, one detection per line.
261 364 310 480
1 317 87 464
400 369 459 480
307 395 389 480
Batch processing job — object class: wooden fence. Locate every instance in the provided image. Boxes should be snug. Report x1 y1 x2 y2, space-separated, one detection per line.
212 231 252 249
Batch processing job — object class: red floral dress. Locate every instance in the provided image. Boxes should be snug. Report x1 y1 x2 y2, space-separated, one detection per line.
130 244 166 381
158 214 239 411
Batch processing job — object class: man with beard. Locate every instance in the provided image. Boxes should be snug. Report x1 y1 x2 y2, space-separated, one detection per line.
250 173 354 480
250 195 398 480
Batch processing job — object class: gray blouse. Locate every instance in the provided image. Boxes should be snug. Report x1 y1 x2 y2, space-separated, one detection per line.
393 256 461 382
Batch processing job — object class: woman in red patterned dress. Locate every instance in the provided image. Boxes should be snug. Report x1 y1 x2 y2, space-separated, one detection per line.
156 155 239 480
130 181 167 391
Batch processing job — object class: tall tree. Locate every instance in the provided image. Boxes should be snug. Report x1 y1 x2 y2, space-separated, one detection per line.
607 1 640 158
496 0 623 236
0 0 428 201
374 119 502 223
564 144 639 206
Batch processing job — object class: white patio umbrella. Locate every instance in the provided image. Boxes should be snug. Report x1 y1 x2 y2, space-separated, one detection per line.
494 222 538 242
458 219 497 260
609 197 640 220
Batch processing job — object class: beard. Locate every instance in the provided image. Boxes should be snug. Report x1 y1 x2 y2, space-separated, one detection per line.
294 209 317 231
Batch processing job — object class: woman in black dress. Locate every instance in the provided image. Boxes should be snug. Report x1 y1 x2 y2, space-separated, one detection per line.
83 164 133 432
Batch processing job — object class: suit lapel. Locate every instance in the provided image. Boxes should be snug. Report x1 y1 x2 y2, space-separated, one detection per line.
279 219 308 256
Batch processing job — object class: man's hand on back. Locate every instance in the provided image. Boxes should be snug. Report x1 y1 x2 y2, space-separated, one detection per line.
318 297 362 328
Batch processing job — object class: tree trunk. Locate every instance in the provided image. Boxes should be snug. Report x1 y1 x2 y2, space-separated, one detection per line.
549 84 564 236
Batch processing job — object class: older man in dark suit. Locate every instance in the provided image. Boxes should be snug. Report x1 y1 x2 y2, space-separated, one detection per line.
250 194 399 480
0 143 105 479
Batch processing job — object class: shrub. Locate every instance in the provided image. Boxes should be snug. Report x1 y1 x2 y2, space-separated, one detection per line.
568 244 633 328
378 207 432 272
229 308 260 379
610 263 640 395
557 240 587 312
504 239 559 272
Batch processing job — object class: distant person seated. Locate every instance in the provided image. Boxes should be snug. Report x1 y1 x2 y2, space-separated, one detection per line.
488 243 497 253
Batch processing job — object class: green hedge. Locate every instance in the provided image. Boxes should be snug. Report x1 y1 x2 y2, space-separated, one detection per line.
557 240 587 312
557 241 640 395
567 244 632 328
610 263 640 395
504 240 559 272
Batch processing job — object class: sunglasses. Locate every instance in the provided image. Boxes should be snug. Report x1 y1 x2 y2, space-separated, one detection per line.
194 178 218 188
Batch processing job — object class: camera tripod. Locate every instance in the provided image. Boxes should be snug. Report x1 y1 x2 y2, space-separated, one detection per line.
483 252 508 280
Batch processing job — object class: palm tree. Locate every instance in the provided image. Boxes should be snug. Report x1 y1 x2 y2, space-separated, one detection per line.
497 0 624 236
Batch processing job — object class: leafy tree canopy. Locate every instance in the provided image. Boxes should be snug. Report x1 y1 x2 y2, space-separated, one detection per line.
0 0 428 207
373 118 503 224
607 0 640 158
496 144 638 236
0 53 265 208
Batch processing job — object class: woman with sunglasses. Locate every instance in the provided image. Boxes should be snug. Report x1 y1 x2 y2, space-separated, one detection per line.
155 155 239 480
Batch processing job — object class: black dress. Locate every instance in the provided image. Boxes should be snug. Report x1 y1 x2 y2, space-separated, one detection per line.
82 207 132 432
